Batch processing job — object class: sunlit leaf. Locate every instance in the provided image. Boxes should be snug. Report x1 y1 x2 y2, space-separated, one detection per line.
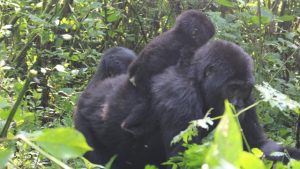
33 128 92 159
251 148 264 158
171 117 213 144
144 164 158 169
205 100 243 168
290 159 300 168
0 148 14 168
54 65 65 72
215 0 235 7
250 16 270 25
41 68 47 74
196 117 213 129
61 34 72 40
239 152 265 169
270 151 285 158
2 25 12 30
0 96 10 109
276 15 295 22
256 82 300 113
105 155 117 169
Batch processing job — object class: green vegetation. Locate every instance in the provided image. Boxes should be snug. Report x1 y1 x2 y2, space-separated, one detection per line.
0 0 299 168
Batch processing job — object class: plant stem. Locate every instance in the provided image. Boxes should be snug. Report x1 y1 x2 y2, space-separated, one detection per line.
17 134 72 169
0 75 32 138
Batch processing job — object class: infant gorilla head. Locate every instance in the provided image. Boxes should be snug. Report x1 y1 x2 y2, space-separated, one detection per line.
74 40 300 169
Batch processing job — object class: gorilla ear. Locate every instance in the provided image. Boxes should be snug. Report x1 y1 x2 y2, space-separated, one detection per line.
204 65 215 78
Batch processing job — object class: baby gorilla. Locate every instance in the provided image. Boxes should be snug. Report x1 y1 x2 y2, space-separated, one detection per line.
129 10 215 90
123 10 215 133
88 47 137 88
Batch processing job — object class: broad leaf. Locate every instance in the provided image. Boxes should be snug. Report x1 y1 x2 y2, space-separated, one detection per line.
256 82 300 113
205 100 243 168
239 152 265 169
0 148 14 168
33 128 92 159
215 0 235 7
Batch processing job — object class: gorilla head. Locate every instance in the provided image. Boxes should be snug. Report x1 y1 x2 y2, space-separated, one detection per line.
192 41 255 115
85 47 136 91
97 47 137 80
174 10 215 46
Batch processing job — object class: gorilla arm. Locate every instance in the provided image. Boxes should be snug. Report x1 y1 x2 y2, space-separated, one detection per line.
240 102 300 162
151 67 205 157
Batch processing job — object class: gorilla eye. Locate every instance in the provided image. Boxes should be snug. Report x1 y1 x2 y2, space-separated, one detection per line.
204 65 215 78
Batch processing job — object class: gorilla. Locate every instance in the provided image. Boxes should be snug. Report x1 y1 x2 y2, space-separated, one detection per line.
129 9 215 91
74 46 136 163
74 40 300 169
123 9 215 132
88 47 137 85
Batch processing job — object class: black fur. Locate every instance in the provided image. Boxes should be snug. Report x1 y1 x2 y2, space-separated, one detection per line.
129 9 215 92
74 40 300 168
74 47 136 164
123 10 215 132
92 47 136 83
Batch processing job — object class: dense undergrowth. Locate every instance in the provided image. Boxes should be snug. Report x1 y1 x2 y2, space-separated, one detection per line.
0 0 299 168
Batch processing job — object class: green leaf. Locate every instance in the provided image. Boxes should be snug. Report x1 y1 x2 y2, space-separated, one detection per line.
239 152 265 169
33 128 92 159
0 96 10 109
107 12 121 22
0 148 14 168
205 100 243 168
251 148 264 158
290 159 300 168
82 157 105 168
144 165 158 169
276 15 295 22
171 117 214 144
215 0 235 7
256 82 300 113
250 16 270 25
183 143 210 168
105 155 117 169
28 14 47 24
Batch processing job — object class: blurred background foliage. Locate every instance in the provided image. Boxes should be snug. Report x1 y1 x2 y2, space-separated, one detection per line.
0 0 299 168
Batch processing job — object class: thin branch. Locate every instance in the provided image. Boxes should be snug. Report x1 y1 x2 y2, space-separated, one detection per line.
0 72 35 138
17 135 72 169
127 3 148 44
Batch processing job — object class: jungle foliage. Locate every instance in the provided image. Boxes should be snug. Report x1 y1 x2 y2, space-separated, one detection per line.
0 0 299 168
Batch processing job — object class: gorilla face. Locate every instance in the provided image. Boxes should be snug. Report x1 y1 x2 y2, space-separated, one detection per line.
223 81 253 110
191 40 255 116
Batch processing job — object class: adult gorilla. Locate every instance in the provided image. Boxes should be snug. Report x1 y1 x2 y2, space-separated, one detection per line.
74 47 136 163
74 40 300 168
